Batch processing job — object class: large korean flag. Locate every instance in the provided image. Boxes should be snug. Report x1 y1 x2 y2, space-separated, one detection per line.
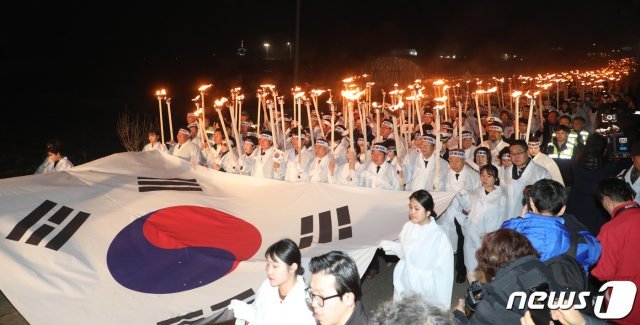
0 151 454 324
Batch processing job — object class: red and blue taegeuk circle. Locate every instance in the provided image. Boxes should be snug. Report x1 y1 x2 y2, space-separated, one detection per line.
106 206 262 294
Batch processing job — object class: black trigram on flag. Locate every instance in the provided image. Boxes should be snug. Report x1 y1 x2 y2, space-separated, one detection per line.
137 176 202 192
299 206 352 249
156 289 255 325
6 200 91 251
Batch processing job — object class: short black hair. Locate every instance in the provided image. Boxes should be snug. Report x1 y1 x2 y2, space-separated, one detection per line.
595 178 636 203
558 115 572 122
309 251 362 301
554 124 571 133
473 147 492 165
573 116 586 123
480 164 500 186
265 239 304 276
511 139 528 152
528 179 567 215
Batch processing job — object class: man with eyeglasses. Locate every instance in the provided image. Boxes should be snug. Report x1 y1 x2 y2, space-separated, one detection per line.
503 140 551 219
307 251 369 325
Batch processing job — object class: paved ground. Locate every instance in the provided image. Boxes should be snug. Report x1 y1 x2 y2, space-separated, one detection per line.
0 254 469 325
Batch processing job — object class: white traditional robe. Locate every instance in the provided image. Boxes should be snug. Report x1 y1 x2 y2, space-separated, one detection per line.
403 150 450 192
142 142 168 153
619 167 640 204
171 141 202 164
305 155 332 184
503 160 551 219
479 139 509 162
390 219 454 309
282 148 314 182
242 275 315 325
532 152 565 185
330 161 361 187
358 161 401 190
251 146 277 179
437 166 480 251
455 186 507 280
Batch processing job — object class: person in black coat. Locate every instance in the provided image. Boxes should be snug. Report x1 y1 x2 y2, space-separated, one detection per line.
453 229 560 324
566 134 625 235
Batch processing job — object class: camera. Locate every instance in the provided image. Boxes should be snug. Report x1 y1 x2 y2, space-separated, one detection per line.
601 114 617 123
464 281 485 317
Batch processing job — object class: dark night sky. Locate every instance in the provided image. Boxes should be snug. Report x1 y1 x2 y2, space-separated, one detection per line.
1 1 639 177
4 0 640 64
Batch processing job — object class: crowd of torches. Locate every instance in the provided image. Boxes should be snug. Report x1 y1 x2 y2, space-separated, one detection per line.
152 58 636 166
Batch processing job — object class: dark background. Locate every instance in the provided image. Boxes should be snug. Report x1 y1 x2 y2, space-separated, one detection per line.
2 1 639 178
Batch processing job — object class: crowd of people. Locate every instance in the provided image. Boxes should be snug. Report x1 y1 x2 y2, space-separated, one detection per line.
34 86 640 324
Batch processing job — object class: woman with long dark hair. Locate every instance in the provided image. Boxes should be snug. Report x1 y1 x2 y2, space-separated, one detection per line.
228 239 314 325
379 190 453 309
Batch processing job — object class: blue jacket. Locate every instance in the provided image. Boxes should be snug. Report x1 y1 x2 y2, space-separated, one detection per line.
501 213 601 273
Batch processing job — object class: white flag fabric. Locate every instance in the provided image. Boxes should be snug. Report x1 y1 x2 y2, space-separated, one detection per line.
0 151 454 325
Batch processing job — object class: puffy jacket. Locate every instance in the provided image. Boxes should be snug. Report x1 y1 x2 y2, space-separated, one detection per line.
453 255 560 324
501 213 601 273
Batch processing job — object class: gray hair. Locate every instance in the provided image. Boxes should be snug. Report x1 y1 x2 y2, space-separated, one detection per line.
371 294 455 325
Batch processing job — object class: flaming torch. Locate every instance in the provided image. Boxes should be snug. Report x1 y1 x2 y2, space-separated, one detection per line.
214 97 232 156
154 89 167 144
512 91 522 140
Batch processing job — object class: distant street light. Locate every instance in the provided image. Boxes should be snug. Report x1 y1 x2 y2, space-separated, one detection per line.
287 42 292 59
263 43 270 60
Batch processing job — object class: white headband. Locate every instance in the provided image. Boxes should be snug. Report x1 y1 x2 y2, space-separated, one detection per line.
487 125 503 132
450 150 465 158
462 133 473 139
372 144 388 153
315 139 330 148
475 151 488 156
528 141 541 147
178 128 191 136
260 133 273 141
381 120 393 128
424 136 436 144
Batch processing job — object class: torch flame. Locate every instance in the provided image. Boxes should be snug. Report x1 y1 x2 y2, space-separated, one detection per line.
198 84 212 92
487 86 497 93
214 97 229 108
511 91 522 97
341 89 366 101
433 80 445 85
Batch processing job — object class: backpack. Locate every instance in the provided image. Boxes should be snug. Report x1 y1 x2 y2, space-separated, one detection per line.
542 231 592 315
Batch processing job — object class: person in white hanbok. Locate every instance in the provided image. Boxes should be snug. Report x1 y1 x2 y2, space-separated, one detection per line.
170 128 202 165
497 147 512 186
479 121 509 161
380 190 454 309
527 138 565 186
358 143 401 190
282 130 315 182
228 239 315 325
618 143 640 203
141 130 168 153
403 135 449 192
35 140 74 174
206 137 238 174
455 164 507 283
503 140 551 219
238 136 258 176
304 139 332 183
251 131 278 179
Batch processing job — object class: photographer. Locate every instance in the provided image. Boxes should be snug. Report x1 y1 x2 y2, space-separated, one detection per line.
453 229 559 324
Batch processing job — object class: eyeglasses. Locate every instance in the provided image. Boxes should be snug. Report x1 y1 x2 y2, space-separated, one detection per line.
305 288 341 307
